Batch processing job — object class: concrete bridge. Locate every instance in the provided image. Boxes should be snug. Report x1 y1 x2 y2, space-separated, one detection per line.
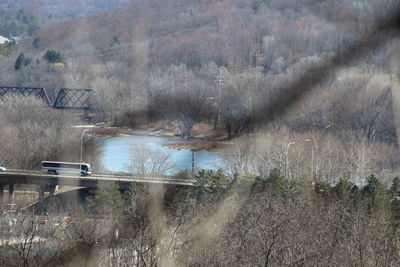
0 169 195 208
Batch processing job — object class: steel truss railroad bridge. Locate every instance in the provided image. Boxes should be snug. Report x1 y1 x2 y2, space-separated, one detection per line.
0 86 93 110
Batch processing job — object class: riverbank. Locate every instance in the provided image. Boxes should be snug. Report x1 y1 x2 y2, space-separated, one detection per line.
75 127 134 138
162 140 227 152
149 121 228 139
83 121 231 152
150 122 231 151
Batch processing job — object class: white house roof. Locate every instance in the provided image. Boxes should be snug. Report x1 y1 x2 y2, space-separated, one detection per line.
0 36 10 44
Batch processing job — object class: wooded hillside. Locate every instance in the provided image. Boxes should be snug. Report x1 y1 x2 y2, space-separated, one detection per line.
0 0 398 183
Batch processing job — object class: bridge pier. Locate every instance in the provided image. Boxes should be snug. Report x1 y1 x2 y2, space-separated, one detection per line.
0 184 3 208
38 185 45 201
8 184 14 204
49 185 56 198
7 184 16 213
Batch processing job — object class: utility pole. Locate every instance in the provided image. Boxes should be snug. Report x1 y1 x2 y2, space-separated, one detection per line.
191 150 195 178
216 68 224 128
305 139 314 182
285 142 295 179
131 145 134 178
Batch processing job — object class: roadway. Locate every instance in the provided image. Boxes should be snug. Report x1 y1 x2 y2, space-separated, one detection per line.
0 169 196 189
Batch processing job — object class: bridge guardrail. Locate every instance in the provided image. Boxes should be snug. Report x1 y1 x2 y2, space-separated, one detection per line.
2 169 42 174
1 169 194 180
0 170 197 185
95 171 194 181
95 175 195 184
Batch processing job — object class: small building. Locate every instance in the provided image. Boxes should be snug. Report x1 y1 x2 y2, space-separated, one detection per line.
0 36 10 44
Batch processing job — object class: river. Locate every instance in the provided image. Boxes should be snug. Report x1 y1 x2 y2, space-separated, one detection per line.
97 131 226 175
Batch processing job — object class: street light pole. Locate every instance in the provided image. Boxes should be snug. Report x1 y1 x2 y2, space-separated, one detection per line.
285 142 295 179
305 139 314 182
80 129 90 171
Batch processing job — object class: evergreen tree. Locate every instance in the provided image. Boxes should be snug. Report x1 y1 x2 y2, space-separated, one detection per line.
32 37 40 49
389 177 400 199
92 181 123 214
332 179 353 201
110 36 121 47
314 181 332 199
391 197 400 228
194 169 230 200
14 52 25 70
14 52 31 70
43 49 64 63
362 174 387 212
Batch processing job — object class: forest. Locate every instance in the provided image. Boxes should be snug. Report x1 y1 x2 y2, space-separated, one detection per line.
0 0 400 265
0 0 398 183
2 170 400 266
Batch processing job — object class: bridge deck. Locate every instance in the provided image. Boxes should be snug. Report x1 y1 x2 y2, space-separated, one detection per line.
0 170 195 189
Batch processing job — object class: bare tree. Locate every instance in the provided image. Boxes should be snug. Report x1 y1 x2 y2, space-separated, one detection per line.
131 147 175 176
0 96 76 169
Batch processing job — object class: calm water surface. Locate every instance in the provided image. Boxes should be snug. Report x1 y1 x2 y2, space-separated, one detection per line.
98 131 225 175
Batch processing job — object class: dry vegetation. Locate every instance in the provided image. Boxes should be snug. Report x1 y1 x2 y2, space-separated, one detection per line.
0 0 400 266
0 96 100 169
1 0 397 139
2 172 400 266
0 96 78 169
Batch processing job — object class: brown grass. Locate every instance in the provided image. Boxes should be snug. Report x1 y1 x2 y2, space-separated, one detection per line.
163 141 224 151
